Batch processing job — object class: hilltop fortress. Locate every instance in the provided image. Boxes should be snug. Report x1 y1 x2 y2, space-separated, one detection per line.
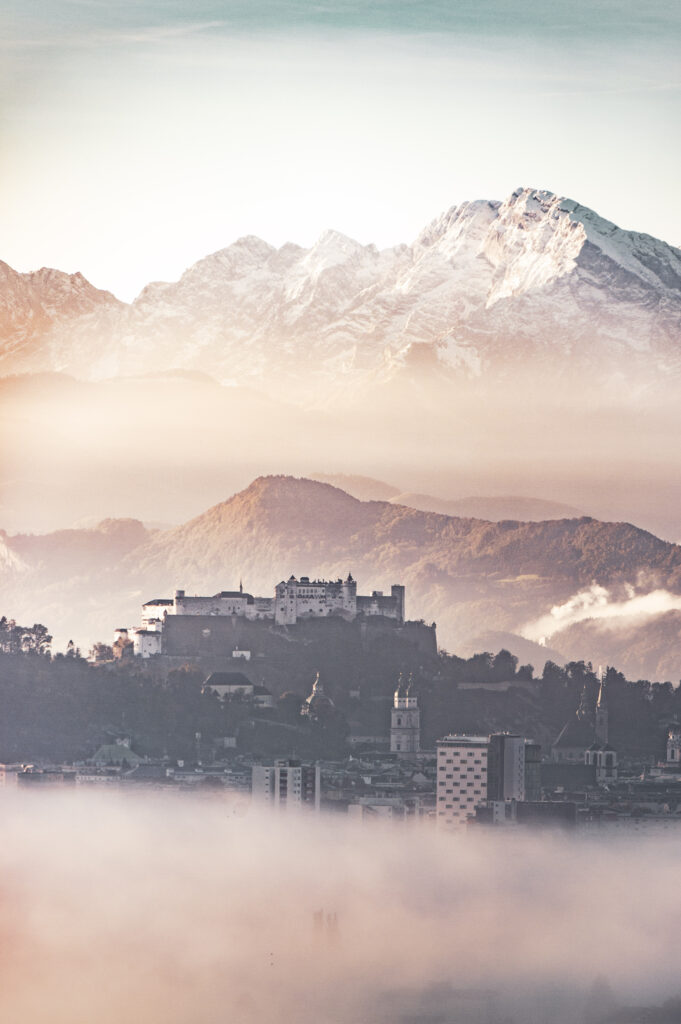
116 574 408 658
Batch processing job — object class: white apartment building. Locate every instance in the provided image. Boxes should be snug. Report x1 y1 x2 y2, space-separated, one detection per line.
436 735 489 827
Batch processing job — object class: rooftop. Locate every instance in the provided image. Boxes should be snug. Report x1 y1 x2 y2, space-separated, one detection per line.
203 671 253 688
437 735 489 747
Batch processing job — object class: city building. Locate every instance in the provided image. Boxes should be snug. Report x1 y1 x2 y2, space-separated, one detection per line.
390 674 420 756
552 673 617 783
436 735 489 827
584 676 618 783
524 741 542 802
201 672 273 706
251 759 321 811
16 767 76 787
551 686 597 763
667 725 681 764
487 733 525 803
202 671 255 699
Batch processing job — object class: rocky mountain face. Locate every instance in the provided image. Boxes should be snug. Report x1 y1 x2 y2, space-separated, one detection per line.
4 475 681 678
0 262 122 366
1 189 680 392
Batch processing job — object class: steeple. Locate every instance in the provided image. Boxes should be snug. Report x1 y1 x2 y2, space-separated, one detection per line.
390 671 420 755
596 666 607 710
576 684 590 720
302 672 333 719
405 672 418 708
595 666 609 746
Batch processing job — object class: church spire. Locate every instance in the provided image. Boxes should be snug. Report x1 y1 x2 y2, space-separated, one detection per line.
596 666 607 710
576 684 590 720
595 667 609 746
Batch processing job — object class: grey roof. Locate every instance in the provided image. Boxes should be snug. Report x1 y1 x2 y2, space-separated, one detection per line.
204 671 253 688
553 716 595 750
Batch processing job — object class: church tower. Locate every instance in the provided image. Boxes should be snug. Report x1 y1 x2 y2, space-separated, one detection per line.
667 724 681 764
390 673 420 756
595 667 609 746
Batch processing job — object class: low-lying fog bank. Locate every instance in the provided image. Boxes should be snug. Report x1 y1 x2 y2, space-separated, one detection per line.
0 791 678 1023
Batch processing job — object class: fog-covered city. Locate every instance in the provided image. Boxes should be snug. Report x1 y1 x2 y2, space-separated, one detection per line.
1 0 680 1021
1 793 680 1024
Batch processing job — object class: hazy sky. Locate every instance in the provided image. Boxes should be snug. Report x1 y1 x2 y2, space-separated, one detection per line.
2 0 680 300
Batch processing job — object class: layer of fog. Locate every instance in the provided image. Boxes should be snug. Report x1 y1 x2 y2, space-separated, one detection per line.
523 584 681 644
0 790 680 1024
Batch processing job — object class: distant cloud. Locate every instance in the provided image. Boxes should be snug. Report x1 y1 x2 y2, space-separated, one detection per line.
523 584 681 644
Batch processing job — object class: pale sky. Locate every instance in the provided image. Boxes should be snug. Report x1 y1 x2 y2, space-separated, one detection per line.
2 1 680 300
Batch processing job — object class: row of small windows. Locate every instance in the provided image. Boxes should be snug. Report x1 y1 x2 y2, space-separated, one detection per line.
440 756 485 764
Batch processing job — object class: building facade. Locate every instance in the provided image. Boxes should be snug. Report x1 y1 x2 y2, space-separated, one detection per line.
552 674 618 783
436 735 489 827
251 759 321 811
124 574 406 657
390 674 420 756
487 734 526 803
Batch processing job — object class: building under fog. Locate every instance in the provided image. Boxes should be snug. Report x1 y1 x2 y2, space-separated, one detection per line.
436 735 489 826
251 759 321 811
437 733 543 827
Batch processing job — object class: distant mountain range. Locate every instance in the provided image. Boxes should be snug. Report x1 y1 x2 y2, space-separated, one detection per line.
4 475 681 680
309 473 583 521
2 188 680 392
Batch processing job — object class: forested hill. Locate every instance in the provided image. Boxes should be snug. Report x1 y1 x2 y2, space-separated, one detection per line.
131 475 681 591
3 475 681 678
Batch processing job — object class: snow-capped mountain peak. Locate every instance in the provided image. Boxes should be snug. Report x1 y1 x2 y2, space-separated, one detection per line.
1 188 679 390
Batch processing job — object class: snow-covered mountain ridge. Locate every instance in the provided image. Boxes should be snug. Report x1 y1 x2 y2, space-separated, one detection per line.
1 188 679 390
